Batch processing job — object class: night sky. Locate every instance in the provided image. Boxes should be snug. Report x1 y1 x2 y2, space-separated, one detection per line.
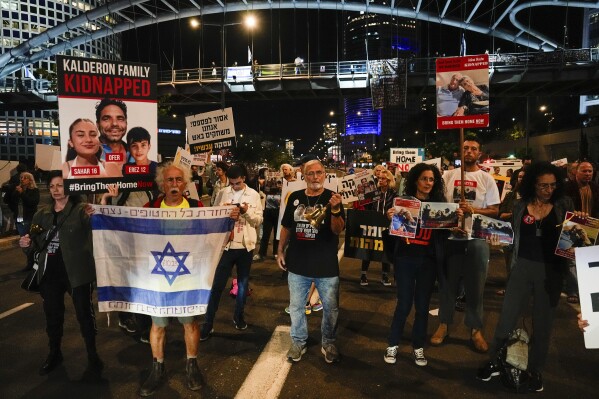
121 7 584 154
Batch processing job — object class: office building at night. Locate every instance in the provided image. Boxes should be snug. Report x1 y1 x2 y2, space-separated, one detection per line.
0 0 121 163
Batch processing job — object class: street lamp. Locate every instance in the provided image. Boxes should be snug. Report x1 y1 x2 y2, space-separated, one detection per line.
190 15 257 109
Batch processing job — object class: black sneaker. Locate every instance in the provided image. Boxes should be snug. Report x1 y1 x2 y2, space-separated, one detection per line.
381 274 391 286
476 361 500 381
360 274 368 286
200 323 213 341
118 318 137 333
186 358 203 391
234 317 248 330
528 371 544 392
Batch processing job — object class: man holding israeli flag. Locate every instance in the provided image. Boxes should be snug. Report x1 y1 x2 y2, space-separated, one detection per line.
91 162 236 396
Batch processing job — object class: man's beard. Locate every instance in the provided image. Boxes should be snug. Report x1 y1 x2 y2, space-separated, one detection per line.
308 181 323 191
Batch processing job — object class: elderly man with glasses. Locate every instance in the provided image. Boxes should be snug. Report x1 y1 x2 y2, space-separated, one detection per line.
277 159 345 364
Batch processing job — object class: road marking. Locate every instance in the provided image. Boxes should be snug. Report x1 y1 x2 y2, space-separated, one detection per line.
0 303 34 320
338 242 345 262
234 325 292 399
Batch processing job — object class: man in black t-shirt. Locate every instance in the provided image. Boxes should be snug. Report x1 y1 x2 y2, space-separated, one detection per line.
277 160 345 363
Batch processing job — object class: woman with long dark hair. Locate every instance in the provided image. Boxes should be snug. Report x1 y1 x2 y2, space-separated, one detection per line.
384 163 449 366
478 162 575 392
19 170 102 376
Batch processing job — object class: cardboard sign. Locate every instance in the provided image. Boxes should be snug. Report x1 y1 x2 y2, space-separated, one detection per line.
389 148 425 171
575 246 599 348
186 108 236 154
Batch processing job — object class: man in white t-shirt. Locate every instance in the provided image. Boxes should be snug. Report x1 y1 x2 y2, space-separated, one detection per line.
430 135 500 353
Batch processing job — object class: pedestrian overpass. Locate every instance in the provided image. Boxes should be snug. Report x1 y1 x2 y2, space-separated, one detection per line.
157 48 599 104
1 0 597 79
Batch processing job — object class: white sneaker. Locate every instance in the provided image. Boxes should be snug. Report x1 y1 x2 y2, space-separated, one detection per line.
384 346 398 364
413 348 427 366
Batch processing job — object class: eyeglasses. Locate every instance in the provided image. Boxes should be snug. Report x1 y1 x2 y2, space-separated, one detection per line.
418 177 435 183
536 182 557 190
305 171 324 178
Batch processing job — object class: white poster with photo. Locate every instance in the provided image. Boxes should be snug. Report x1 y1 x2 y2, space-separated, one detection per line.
575 246 599 349
338 170 380 204
57 55 158 195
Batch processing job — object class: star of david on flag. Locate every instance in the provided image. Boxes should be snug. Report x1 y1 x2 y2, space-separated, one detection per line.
151 242 190 285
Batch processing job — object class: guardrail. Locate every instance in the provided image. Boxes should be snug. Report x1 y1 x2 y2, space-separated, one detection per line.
158 48 599 85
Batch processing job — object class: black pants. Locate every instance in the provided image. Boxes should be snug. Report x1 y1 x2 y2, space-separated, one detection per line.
39 272 97 353
259 208 279 257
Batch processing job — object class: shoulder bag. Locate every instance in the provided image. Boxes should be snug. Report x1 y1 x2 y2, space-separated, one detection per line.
21 206 74 292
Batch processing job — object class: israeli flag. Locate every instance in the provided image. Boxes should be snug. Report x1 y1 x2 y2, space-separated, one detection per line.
91 205 234 317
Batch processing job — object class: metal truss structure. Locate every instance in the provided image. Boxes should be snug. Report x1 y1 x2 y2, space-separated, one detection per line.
1 0 599 79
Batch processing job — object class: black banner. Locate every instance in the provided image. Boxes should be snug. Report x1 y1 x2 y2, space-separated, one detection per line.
344 210 392 263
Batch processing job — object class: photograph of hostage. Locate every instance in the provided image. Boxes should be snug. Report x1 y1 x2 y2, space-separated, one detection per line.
62 118 121 179
436 73 464 116
453 75 489 116
123 126 158 176
96 98 132 169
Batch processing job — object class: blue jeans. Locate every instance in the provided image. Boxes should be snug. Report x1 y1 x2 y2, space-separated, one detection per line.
204 248 253 326
288 272 339 346
388 256 436 349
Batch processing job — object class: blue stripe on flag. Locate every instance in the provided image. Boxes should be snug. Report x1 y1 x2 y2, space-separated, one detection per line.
91 214 233 235
97 286 211 307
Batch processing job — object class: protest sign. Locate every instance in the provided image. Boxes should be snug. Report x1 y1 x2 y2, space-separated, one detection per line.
338 170 380 204
173 147 199 201
389 148 425 172
420 202 459 229
389 197 421 238
470 214 514 244
57 55 158 194
575 246 599 348
436 54 489 130
186 108 236 154
423 157 442 170
555 213 599 260
344 210 391 263
35 144 61 171
551 158 568 167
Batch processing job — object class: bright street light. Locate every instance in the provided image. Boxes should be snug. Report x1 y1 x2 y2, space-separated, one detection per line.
539 105 547 112
245 14 257 29
190 18 200 28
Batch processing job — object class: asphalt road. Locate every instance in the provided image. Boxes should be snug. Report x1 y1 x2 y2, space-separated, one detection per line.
1 241 597 399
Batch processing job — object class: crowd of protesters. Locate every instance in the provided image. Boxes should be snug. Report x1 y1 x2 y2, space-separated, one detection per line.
3 133 597 396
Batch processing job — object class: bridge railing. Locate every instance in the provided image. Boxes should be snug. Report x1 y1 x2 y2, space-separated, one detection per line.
156 48 599 85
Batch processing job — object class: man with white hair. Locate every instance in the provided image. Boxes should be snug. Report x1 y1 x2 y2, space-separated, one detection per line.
139 162 205 397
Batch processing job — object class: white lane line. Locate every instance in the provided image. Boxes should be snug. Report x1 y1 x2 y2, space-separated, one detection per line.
234 325 292 399
338 242 345 262
0 303 34 320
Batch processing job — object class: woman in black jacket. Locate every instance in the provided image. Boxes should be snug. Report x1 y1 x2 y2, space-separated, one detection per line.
19 170 101 376
384 163 449 367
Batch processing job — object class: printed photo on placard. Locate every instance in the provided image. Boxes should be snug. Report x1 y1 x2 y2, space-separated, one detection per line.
556 212 599 260
57 56 157 194
470 214 514 244
420 202 459 229
389 197 421 238
339 169 381 205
